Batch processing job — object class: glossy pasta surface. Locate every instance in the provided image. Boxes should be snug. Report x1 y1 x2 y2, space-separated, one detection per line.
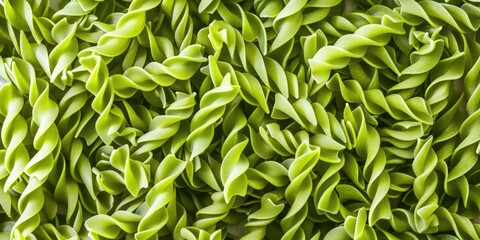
0 0 480 239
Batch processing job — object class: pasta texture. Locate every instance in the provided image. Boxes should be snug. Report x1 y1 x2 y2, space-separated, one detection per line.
1 0 480 239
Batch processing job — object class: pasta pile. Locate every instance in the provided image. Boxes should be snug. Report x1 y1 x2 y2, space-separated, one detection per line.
1 0 480 239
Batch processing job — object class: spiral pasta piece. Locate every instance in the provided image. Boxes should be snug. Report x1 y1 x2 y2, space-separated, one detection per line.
327 74 434 125
159 0 195 50
93 0 162 57
356 111 392 226
281 142 319 240
443 51 480 204
398 0 480 33
193 191 234 233
1 0 480 239
110 44 206 98
134 92 196 157
85 210 142 239
135 154 186 239
186 74 239 160
411 137 440 233
17 85 59 239
3 0 55 44
241 191 285 240
200 20 307 99
0 84 29 192
220 99 249 203
79 51 124 145
309 15 405 87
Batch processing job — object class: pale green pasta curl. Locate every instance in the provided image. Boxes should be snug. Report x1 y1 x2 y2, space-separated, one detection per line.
1 0 480 239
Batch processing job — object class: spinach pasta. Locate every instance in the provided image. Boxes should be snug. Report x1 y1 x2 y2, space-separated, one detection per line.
0 0 480 239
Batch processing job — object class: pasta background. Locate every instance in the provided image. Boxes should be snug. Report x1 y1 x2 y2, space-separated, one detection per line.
0 0 480 239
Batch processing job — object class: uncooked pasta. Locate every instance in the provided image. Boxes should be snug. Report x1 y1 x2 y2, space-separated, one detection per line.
0 0 479 239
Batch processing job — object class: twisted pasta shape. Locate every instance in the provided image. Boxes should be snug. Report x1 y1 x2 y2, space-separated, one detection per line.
135 154 186 239
160 0 194 50
309 14 405 88
110 44 206 98
241 191 285 240
281 142 319 240
200 20 307 99
1 72 61 238
220 99 249 203
134 92 196 157
327 74 434 125
0 0 479 239
85 210 142 239
413 139 441 234
398 0 480 33
193 191 234 233
110 145 150 197
186 74 239 160
356 110 392 226
0 84 29 193
3 0 55 44
93 0 162 57
79 51 124 145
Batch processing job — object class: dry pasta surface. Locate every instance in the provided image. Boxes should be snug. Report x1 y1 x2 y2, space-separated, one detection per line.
0 0 480 239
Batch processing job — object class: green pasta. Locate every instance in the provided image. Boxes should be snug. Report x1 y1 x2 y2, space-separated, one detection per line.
0 0 480 239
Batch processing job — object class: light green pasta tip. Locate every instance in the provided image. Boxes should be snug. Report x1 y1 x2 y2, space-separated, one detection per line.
0 0 480 239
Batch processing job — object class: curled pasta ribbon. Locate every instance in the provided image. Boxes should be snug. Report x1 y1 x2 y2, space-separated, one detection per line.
135 92 196 156
25 77 61 183
327 74 433 125
0 84 29 192
388 30 445 99
193 191 234 233
0 61 60 238
160 0 194 50
48 19 78 89
111 44 206 98
442 54 480 203
398 0 480 33
180 227 222 240
79 51 124 145
110 145 150 197
309 15 405 88
411 137 439 233
241 191 285 239
344 208 377 240
356 109 391 226
258 123 309 157
220 99 249 203
12 178 45 239
33 224 78 240
85 211 142 239
93 0 162 57
424 51 465 116
281 142 319 240
312 151 343 217
3 0 55 44
52 156 85 232
136 154 186 239
203 20 306 99
186 74 240 160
